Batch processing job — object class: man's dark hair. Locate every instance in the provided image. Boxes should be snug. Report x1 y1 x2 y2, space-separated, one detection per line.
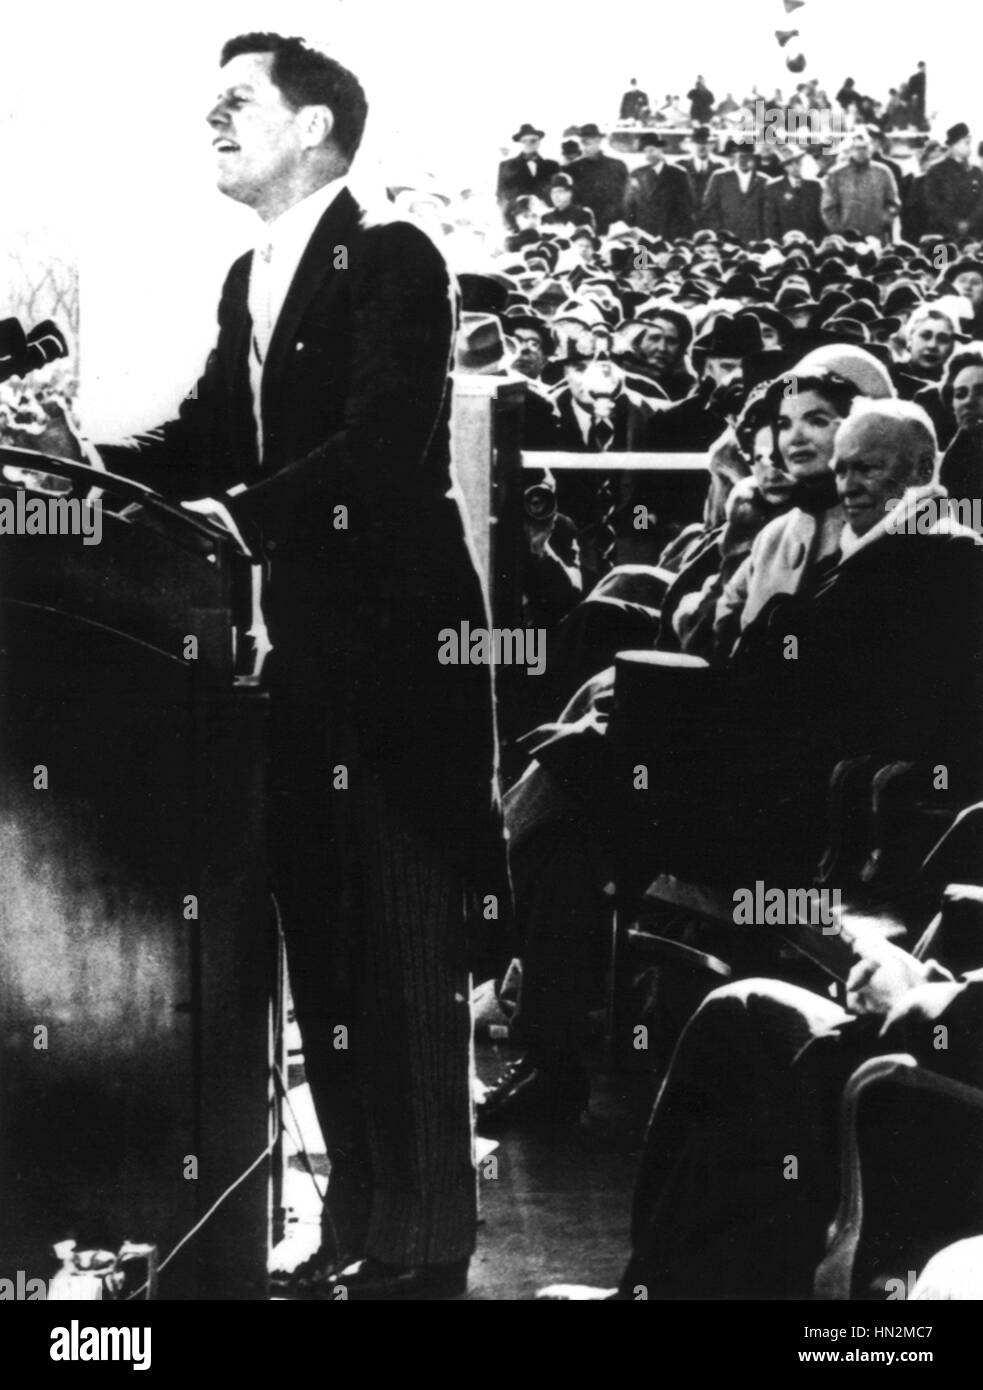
220 33 368 162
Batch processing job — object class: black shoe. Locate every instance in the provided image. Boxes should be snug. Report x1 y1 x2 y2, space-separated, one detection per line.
270 1241 361 1297
476 1056 589 1131
326 1256 469 1301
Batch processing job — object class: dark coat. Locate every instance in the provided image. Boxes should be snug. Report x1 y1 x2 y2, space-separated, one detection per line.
625 161 694 239
620 88 650 121
921 155 983 236
763 175 824 242
645 377 729 452
99 188 505 920
941 426 983 501
701 167 769 243
687 86 715 123
549 387 655 538
567 152 630 234
901 171 930 242
749 516 983 768
678 157 726 219
496 153 560 210
541 204 596 232
912 381 954 450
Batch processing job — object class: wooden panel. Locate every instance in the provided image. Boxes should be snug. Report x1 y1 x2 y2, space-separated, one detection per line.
0 493 269 1298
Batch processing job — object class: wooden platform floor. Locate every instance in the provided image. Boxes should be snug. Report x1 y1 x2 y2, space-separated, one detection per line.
275 1035 654 1301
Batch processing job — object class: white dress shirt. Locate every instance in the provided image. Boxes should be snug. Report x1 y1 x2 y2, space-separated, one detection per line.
247 175 348 458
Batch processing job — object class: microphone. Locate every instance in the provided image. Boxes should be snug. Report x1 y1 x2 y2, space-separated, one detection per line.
26 320 69 372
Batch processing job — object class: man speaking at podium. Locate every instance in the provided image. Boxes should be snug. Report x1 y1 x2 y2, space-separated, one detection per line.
85 33 505 1300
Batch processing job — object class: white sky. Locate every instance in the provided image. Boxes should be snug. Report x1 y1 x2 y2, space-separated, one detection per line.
0 0 977 433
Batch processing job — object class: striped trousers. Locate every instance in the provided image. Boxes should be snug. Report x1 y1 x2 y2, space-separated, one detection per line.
268 680 476 1266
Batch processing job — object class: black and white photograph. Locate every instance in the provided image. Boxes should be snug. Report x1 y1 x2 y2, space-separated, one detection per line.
1 0 983 1346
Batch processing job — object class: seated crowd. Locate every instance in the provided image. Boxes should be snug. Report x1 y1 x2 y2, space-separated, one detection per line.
464 114 983 1299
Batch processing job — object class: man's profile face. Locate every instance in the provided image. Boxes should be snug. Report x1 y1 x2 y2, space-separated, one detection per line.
207 53 310 210
952 135 972 162
907 316 955 373
833 416 931 535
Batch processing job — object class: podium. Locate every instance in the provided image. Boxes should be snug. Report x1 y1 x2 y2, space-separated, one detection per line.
0 452 271 1299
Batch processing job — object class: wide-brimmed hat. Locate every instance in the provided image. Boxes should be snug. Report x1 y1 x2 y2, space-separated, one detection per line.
717 272 765 301
578 123 606 139
513 122 545 142
882 282 925 316
692 311 764 359
457 273 510 318
456 313 509 372
503 309 554 353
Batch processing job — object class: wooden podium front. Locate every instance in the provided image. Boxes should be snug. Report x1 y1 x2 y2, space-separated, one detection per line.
0 456 271 1299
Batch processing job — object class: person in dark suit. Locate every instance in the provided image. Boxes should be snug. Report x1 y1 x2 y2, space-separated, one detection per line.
496 122 560 215
701 141 769 243
567 123 629 234
540 171 597 233
763 145 824 242
549 347 655 584
687 76 715 125
624 134 694 239
678 126 725 225
908 60 927 129
619 79 650 122
871 128 905 204
89 33 506 1301
922 123 983 237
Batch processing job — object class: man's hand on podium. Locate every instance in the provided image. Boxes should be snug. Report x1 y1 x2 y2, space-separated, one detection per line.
181 496 252 557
